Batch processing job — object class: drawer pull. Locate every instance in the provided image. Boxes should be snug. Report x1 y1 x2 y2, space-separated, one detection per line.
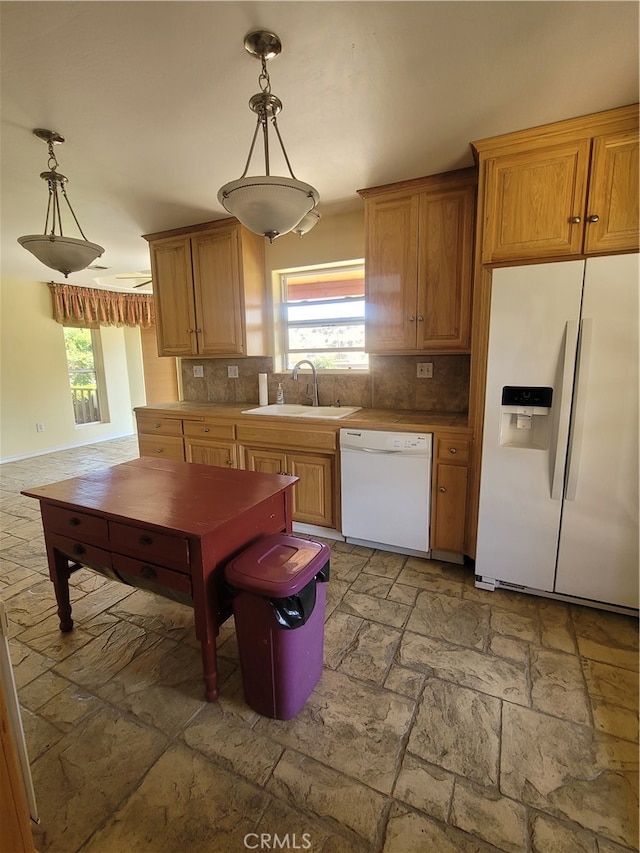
68 517 81 526
587 214 600 223
569 216 581 224
204 427 210 433
139 535 153 546
72 543 86 555
439 487 447 494
154 423 161 429
141 565 156 579
156 448 164 454
449 447 457 455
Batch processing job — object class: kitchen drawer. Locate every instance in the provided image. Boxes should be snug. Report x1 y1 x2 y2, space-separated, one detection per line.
136 415 183 436
138 434 185 461
436 437 470 464
42 505 109 545
183 420 236 440
47 532 112 571
109 521 190 572
112 554 192 598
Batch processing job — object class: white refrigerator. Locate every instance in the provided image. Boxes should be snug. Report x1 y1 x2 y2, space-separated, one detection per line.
475 253 639 610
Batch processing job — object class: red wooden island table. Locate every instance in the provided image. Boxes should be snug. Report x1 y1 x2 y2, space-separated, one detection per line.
22 457 298 701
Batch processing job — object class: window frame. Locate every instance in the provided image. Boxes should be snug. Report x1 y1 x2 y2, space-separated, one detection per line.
277 260 368 373
63 326 109 427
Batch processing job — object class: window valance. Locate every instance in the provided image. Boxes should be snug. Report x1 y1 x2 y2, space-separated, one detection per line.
48 283 155 329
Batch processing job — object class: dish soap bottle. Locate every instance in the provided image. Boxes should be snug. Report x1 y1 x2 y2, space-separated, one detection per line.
276 383 285 404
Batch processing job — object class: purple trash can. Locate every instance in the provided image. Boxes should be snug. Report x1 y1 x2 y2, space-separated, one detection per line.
225 533 330 720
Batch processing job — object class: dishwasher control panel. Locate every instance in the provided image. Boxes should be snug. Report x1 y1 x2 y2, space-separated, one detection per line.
340 429 432 457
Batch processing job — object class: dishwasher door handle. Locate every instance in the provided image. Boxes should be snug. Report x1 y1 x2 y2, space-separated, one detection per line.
357 447 402 454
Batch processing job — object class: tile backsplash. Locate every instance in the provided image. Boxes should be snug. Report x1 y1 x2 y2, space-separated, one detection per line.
181 355 469 413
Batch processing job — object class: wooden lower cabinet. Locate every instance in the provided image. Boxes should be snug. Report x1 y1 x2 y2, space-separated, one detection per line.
430 433 471 556
185 438 237 468
244 446 335 527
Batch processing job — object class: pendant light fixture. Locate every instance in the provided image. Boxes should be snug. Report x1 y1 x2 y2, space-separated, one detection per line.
217 30 320 242
18 129 104 277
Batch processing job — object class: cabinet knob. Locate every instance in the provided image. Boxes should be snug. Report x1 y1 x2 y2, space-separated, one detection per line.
68 516 81 527
449 447 457 455
569 216 581 224
417 315 424 322
141 565 156 579
72 543 86 555
139 535 153 546
408 315 415 322
439 487 447 493
204 427 210 433
587 214 600 223
196 328 203 333
226 460 234 466
154 423 161 429
156 448 164 453
187 328 195 333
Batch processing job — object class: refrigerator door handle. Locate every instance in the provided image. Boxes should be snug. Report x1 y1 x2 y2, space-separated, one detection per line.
551 320 579 500
565 318 593 501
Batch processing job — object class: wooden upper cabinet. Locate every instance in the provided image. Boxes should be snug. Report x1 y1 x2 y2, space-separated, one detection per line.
363 194 419 352
481 139 591 263
150 236 197 356
585 129 639 254
474 104 639 264
144 219 267 357
359 168 476 354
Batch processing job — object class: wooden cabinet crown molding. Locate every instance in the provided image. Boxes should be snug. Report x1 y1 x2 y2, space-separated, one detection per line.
357 166 477 201
142 216 242 243
470 103 638 160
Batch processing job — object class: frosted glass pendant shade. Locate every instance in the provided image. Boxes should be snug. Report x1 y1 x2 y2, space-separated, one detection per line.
218 176 319 242
18 235 104 277
293 209 321 237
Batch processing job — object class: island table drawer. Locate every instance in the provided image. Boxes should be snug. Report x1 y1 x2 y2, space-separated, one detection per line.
112 554 192 598
47 533 113 571
42 505 109 545
109 521 190 571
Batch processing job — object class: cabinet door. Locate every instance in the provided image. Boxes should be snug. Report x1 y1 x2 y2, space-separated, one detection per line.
431 463 468 553
287 453 334 527
584 130 639 254
417 185 474 350
150 237 198 356
192 227 244 355
365 195 419 352
244 447 287 475
185 438 237 468
481 139 591 263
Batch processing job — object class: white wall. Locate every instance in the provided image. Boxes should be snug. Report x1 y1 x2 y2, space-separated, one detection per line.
0 277 144 462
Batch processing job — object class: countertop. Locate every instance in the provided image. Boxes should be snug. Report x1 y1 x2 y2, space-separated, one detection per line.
134 401 471 434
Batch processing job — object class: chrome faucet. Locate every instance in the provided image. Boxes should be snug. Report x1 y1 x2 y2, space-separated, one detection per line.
291 359 319 406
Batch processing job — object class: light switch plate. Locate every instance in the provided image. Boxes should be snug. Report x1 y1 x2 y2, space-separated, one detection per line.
417 363 433 378
192 365 204 378
227 366 239 378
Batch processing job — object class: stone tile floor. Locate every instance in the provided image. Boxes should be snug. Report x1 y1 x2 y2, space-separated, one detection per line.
1 436 638 853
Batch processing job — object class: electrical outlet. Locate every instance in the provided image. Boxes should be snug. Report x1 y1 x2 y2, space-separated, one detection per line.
227 366 239 378
192 365 204 378
417 362 433 379
36 422 45 432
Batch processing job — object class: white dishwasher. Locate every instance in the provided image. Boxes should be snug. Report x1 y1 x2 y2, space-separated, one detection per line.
340 429 432 557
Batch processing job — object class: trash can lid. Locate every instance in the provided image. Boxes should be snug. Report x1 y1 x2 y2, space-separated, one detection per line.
225 533 330 597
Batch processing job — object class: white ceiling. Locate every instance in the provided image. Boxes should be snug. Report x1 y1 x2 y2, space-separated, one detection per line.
1 1 638 291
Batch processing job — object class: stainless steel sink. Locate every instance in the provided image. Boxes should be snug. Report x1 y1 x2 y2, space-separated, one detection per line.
242 404 362 419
